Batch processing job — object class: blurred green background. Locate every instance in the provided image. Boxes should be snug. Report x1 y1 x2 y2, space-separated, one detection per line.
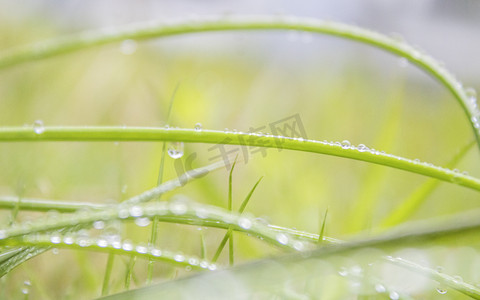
1 2 480 299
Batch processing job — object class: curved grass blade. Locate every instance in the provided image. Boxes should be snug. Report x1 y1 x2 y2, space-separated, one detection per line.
1 126 478 192
0 15 478 150
0 201 307 252
8 234 215 272
0 247 48 278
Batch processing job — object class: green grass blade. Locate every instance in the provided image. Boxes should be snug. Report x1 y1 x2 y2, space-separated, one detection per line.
124 255 136 290
0 160 230 214
0 15 478 150
101 254 115 296
6 235 215 272
212 176 262 263
1 126 478 192
0 201 304 251
0 247 48 278
227 156 237 266
211 230 231 263
318 208 328 244
200 230 207 260
147 83 180 284
238 177 263 213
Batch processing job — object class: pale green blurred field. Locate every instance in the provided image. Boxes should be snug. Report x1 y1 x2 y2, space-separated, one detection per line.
1 14 480 299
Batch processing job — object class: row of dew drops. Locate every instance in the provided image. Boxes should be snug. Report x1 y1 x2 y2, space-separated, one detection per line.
29 119 472 178
0 197 307 252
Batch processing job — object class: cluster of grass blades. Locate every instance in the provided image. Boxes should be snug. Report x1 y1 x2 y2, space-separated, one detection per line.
1 14 480 299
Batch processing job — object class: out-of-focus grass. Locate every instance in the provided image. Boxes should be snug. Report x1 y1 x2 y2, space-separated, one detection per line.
0 15 479 299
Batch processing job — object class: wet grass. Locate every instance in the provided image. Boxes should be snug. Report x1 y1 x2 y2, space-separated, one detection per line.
0 14 479 299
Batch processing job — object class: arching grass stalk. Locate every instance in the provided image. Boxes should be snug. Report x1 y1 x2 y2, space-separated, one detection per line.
3 235 215 272
0 201 305 251
0 15 478 151
1 126 478 191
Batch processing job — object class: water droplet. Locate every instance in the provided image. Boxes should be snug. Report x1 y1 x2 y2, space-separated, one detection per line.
453 275 463 283
24 280 31 286
112 241 122 249
93 221 105 230
338 267 348 277
174 254 185 262
375 284 386 293
472 116 480 129
33 120 45 134
122 240 133 251
151 249 162 257
411 50 421 60
341 140 351 149
63 236 74 245
119 39 137 55
77 238 90 247
0 230 7 239
167 142 184 159
200 261 209 268
238 217 252 229
21 287 29 295
188 257 199 265
293 241 305 251
357 144 369 152
350 265 363 276
195 208 209 219
390 32 405 43
97 239 108 248
185 266 192 272
52 248 59 255
129 206 143 217
135 217 151 227
118 209 129 219
466 87 477 101
389 291 399 300
169 200 188 215
276 233 289 245
121 185 128 194
50 235 61 244
136 245 148 254
208 264 217 271
436 287 447 294
194 123 202 132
